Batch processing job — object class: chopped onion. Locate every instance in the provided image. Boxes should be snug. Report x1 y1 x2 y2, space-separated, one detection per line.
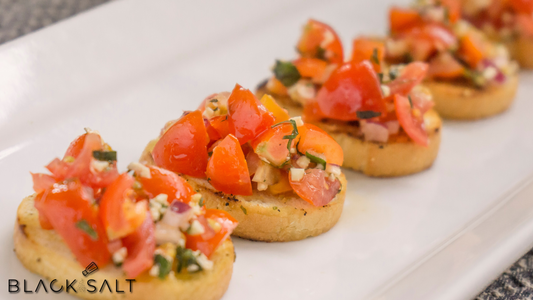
154 223 185 246
161 200 193 229
482 59 506 84
385 120 400 135
361 121 389 143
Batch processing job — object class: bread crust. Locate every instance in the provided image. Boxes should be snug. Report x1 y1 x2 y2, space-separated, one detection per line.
140 140 347 242
423 74 519 120
14 194 235 300
505 36 533 69
256 86 442 177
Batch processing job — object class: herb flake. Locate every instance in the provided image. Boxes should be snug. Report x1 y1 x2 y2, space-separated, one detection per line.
92 150 117 162
356 111 382 119
272 119 299 152
273 60 301 87
240 205 248 215
154 254 172 279
305 151 326 168
371 48 380 65
75 220 98 240
176 247 201 273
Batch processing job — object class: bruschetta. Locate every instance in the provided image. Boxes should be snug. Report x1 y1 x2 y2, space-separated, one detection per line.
140 84 347 242
258 20 441 177
461 0 533 68
14 130 237 300
384 1 519 119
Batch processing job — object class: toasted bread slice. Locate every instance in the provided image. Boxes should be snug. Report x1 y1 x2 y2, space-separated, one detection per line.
140 140 347 242
422 74 519 120
256 85 442 177
505 37 533 69
14 194 235 300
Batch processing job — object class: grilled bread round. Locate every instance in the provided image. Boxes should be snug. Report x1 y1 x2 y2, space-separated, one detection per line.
423 74 519 120
505 36 533 69
14 194 235 300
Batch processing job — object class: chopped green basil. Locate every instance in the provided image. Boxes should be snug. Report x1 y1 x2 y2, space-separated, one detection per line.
378 73 384 83
464 69 486 87
176 247 201 273
408 95 413 108
75 220 98 240
273 206 278 210
154 254 172 279
240 205 248 215
199 197 205 207
305 151 326 168
92 150 117 162
316 46 327 61
272 119 299 152
273 60 301 87
371 48 380 65
356 111 382 119
389 69 399 81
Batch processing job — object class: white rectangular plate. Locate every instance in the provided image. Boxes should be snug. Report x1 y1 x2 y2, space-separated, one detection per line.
1 0 533 299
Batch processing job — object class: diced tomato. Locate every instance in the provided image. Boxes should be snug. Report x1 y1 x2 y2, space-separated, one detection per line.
458 33 486 68
516 14 533 37
267 77 288 96
259 94 290 123
206 134 252 196
403 24 457 60
428 52 465 79
394 94 429 146
33 192 53 230
64 133 87 159
68 133 119 189
64 133 102 180
293 57 329 82
186 210 238 258
268 170 292 194
297 124 344 166
34 179 110 267
152 110 210 177
45 158 69 181
209 115 230 140
122 212 155 278
409 88 435 115
46 133 119 189
351 37 385 73
138 165 196 204
99 173 147 240
440 0 461 23
107 239 123 254
184 216 216 257
297 19 344 65
250 123 295 167
246 151 262 176
315 61 386 121
389 7 423 33
289 169 341 207
227 84 275 145
509 0 533 14
204 118 221 141
302 100 326 122
387 62 429 96
31 173 57 193
197 93 218 113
